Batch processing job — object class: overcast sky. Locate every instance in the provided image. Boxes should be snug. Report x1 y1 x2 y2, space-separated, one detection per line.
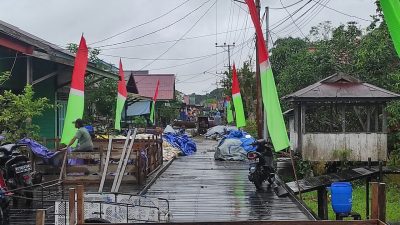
0 0 377 95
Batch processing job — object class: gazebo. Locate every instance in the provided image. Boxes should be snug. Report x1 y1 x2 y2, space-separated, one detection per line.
283 72 400 161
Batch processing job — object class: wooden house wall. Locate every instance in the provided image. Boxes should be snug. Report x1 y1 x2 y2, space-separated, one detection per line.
301 133 387 161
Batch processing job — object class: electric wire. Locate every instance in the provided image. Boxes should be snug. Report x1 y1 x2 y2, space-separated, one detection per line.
311 0 372 22
93 0 211 48
280 0 308 38
90 0 192 45
138 0 216 70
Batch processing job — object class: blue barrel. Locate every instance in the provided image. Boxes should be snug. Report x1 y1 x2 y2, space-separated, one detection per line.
330 182 352 214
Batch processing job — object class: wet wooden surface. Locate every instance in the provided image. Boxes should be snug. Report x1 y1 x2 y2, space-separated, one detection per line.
279 167 384 196
145 138 313 222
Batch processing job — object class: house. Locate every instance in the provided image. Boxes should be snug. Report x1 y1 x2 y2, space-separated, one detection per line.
124 71 176 126
0 20 118 139
283 72 400 161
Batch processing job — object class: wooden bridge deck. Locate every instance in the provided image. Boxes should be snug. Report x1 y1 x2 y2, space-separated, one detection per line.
145 138 314 222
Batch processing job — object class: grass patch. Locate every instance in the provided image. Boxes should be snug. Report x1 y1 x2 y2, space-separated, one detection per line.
301 179 400 222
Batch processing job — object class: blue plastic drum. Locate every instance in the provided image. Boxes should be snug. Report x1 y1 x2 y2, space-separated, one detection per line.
330 182 352 214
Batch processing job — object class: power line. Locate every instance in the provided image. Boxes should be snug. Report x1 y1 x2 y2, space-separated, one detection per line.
273 0 319 34
311 0 372 22
139 0 216 70
99 51 224 61
93 0 211 48
99 27 253 51
90 0 192 45
280 0 308 38
270 0 312 31
282 0 329 37
269 0 305 9
149 33 253 71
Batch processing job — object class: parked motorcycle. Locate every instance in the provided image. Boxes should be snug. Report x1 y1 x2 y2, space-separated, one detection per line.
247 139 275 190
0 142 33 207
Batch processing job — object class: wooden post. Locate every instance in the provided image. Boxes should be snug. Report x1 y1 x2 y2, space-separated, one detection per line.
375 105 379 132
378 183 386 222
341 105 346 132
69 188 76 225
300 104 306 134
382 104 387 133
317 187 328 220
27 56 33 85
371 182 386 222
366 177 371 219
36 209 45 225
367 106 371 132
76 185 84 224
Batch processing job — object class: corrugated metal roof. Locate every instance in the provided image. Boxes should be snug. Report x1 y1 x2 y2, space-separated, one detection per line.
284 72 400 102
0 19 118 79
133 74 175 100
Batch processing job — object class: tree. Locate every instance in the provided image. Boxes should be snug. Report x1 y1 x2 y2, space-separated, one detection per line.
0 72 51 142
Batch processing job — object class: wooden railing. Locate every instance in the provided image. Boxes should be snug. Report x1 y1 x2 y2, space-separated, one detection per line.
36 135 163 186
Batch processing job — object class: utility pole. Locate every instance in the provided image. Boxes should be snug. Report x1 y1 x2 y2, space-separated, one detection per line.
215 42 235 72
263 6 269 140
255 0 263 139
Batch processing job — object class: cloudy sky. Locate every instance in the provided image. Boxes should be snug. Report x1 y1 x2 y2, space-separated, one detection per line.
0 0 377 94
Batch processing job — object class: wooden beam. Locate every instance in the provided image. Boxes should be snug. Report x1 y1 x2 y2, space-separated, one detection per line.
367 106 371 132
382 105 387 133
69 188 76 225
317 188 328 220
76 220 383 225
0 36 33 54
300 104 306 134
32 71 58 85
31 50 118 80
27 56 33 85
35 209 45 225
371 182 386 222
341 105 346 132
76 185 84 224
375 105 379 132
377 183 386 222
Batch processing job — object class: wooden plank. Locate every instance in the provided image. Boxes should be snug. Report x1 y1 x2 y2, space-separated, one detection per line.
99 137 113 192
110 130 132 192
382 105 387 133
58 150 68 180
378 183 386 222
68 152 101 159
69 188 76 225
35 209 45 225
76 221 381 225
317 188 328 220
371 182 379 220
114 128 138 192
76 185 84 224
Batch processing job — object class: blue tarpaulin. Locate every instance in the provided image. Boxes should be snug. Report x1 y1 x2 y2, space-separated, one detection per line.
18 138 64 166
219 130 256 152
163 133 197 156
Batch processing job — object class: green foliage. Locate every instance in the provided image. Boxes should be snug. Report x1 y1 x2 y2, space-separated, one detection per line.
295 159 313 179
220 60 256 118
332 148 352 171
0 72 51 142
132 116 147 128
243 119 257 138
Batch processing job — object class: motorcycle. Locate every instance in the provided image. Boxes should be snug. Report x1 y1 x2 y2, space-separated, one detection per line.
247 139 275 190
0 142 34 207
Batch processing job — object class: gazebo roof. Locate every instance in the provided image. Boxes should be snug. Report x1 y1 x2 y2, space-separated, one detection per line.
283 72 400 102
